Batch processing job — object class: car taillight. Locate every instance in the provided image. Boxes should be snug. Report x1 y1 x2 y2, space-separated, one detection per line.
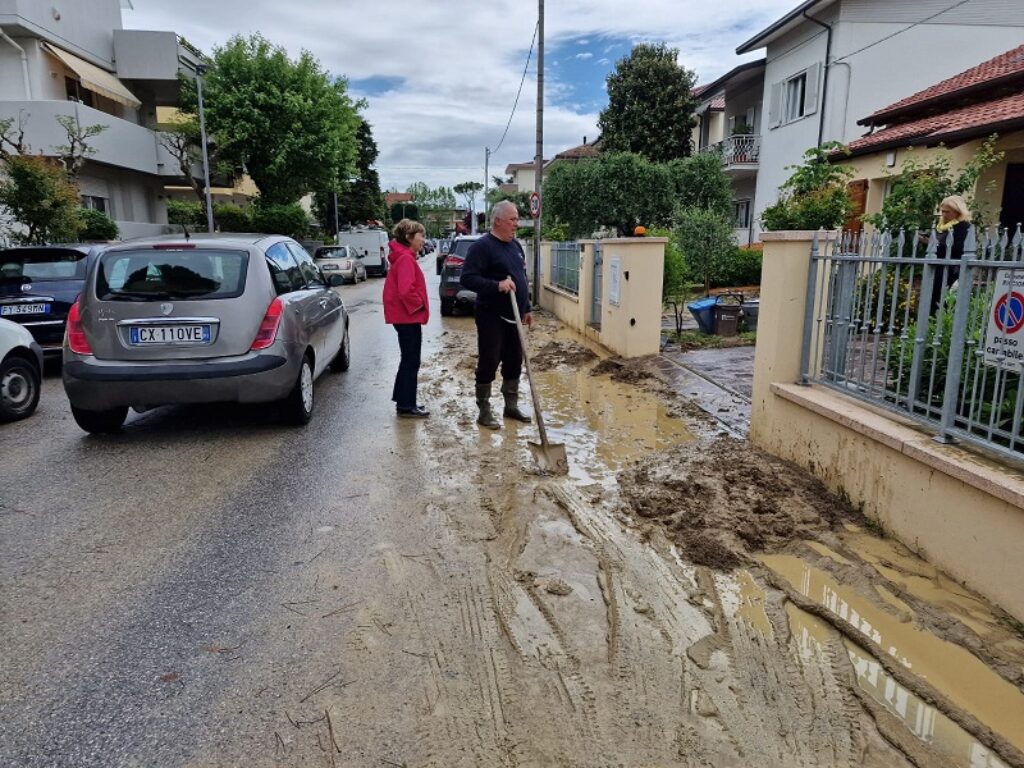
67 297 93 355
445 256 464 268
251 297 284 351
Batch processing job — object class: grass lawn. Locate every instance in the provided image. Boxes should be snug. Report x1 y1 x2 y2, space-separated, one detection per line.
666 329 757 351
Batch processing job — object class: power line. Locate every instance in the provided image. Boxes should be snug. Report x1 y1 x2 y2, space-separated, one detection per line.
831 0 972 64
491 20 539 155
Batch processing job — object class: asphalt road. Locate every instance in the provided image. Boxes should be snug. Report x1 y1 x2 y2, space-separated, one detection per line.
0 262 444 767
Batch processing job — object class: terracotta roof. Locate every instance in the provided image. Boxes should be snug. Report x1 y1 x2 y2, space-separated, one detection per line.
554 140 601 160
709 96 725 111
861 44 1024 125
692 84 712 98
846 92 1024 156
384 192 413 205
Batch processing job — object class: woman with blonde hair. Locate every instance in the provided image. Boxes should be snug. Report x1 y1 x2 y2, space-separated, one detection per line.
382 218 430 418
929 195 972 312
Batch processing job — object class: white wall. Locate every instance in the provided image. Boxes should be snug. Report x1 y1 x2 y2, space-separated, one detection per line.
0 0 122 66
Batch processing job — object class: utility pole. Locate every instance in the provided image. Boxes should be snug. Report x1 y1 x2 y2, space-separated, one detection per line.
195 64 215 234
484 147 490 227
533 0 544 306
332 189 340 243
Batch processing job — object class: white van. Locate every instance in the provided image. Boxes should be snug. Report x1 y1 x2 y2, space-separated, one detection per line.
337 228 390 277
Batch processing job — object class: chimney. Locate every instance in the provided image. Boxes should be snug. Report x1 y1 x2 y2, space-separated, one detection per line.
583 136 587 145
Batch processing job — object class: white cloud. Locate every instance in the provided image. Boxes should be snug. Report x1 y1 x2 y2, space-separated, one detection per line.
577 39 590 45
597 58 610 65
576 52 593 60
123 0 794 191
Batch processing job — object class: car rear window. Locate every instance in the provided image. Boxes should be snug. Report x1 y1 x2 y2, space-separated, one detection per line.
315 247 347 258
96 248 248 301
452 239 479 258
0 248 88 282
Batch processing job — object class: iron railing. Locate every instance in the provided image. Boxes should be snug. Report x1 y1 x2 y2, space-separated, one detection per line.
550 241 580 295
700 134 761 166
801 226 1024 461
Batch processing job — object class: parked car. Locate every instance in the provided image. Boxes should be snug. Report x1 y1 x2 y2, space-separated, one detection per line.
314 244 366 284
439 235 483 316
0 244 105 358
62 234 351 433
0 317 43 422
336 228 389 277
435 239 452 275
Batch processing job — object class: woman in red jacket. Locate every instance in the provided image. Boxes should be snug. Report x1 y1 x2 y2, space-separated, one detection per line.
382 219 430 418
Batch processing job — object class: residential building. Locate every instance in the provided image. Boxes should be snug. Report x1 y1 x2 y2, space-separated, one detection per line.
0 0 204 238
735 0 1024 239
543 138 600 176
691 86 725 156
693 60 766 245
840 43 1024 231
504 161 546 194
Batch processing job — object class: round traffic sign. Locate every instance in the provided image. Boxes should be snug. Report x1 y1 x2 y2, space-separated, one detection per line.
994 291 1024 333
529 192 540 219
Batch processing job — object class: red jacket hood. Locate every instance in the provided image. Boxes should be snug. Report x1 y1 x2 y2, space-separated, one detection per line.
388 239 415 264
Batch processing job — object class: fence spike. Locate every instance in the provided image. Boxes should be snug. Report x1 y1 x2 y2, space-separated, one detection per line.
896 229 906 259
963 224 977 257
926 229 939 257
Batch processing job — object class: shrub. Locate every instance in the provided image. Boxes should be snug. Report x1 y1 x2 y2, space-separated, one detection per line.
0 155 83 244
673 206 734 295
711 247 762 288
78 208 119 241
760 143 853 231
213 203 252 232
251 202 310 238
167 199 204 228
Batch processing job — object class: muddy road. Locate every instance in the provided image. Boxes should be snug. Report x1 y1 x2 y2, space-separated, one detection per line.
2 267 1022 767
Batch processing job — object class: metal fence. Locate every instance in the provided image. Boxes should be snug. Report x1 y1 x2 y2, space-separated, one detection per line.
550 241 580 295
800 225 1024 461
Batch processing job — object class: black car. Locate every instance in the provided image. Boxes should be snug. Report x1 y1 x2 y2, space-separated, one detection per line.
438 235 482 316
0 244 105 357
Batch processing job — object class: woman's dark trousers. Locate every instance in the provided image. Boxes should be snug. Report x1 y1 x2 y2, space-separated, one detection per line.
392 323 422 411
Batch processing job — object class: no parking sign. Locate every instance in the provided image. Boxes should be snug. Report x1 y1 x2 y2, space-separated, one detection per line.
983 269 1024 366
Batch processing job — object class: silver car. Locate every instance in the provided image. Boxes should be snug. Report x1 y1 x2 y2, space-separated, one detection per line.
314 245 366 284
62 234 350 433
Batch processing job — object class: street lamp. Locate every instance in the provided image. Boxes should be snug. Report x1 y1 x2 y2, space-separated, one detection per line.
195 63 215 234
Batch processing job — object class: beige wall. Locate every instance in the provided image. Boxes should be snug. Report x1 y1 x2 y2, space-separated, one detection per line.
751 231 1024 621
538 238 665 358
845 131 1024 228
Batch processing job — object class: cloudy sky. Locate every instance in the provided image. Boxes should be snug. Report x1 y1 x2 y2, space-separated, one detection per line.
123 0 795 197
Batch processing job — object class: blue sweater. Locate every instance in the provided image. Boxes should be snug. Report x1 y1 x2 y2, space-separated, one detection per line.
460 233 530 320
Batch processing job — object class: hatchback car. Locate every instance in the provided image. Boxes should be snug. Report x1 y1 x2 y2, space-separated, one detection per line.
0 244 105 357
314 245 366 284
0 317 43 422
438 235 483 316
62 234 351 433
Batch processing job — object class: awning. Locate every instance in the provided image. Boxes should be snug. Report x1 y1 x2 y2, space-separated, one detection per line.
42 42 141 109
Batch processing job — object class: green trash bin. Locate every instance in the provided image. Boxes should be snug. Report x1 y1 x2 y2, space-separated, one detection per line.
714 304 741 337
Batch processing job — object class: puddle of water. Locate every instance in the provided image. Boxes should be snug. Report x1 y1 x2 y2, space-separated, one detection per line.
804 540 855 566
717 570 774 639
761 554 1024 756
842 532 1002 640
531 368 692 484
784 603 1009 768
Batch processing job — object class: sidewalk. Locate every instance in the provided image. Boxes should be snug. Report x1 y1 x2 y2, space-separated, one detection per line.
657 342 754 437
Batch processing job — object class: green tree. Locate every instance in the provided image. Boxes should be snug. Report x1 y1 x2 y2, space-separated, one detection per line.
652 226 691 335
407 183 457 237
862 136 1003 232
760 143 854 231
453 181 484 215
544 153 674 237
179 33 359 204
167 199 204 228
674 206 734 296
0 155 84 244
54 114 107 181
668 152 733 218
315 117 385 233
598 43 697 163
251 202 310 238
389 202 419 223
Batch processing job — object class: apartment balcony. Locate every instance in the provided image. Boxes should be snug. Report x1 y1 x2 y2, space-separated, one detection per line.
0 100 181 177
700 134 760 177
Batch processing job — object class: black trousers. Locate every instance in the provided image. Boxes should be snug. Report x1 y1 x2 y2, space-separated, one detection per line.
392 323 422 410
474 308 522 385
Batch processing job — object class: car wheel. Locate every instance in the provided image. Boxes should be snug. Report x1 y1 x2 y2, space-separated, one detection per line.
282 353 314 425
440 299 454 317
0 356 41 422
330 325 350 372
71 404 128 433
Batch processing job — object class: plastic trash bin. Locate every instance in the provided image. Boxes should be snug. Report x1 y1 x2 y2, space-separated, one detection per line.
714 304 741 337
687 297 718 335
740 299 759 331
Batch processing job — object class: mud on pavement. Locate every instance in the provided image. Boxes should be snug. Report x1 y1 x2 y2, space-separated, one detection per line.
276 311 1024 768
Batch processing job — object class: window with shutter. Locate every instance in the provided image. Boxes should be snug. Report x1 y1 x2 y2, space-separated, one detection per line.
769 82 783 128
803 63 821 116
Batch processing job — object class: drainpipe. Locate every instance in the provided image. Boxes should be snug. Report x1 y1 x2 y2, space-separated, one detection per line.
802 10 831 147
0 30 32 99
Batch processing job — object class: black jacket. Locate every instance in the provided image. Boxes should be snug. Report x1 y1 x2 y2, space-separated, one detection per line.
460 234 530 320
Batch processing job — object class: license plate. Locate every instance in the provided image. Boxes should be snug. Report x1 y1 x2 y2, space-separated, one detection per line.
129 325 212 345
1 303 50 316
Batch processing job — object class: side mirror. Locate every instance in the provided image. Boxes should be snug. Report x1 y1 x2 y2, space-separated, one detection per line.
328 274 345 287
